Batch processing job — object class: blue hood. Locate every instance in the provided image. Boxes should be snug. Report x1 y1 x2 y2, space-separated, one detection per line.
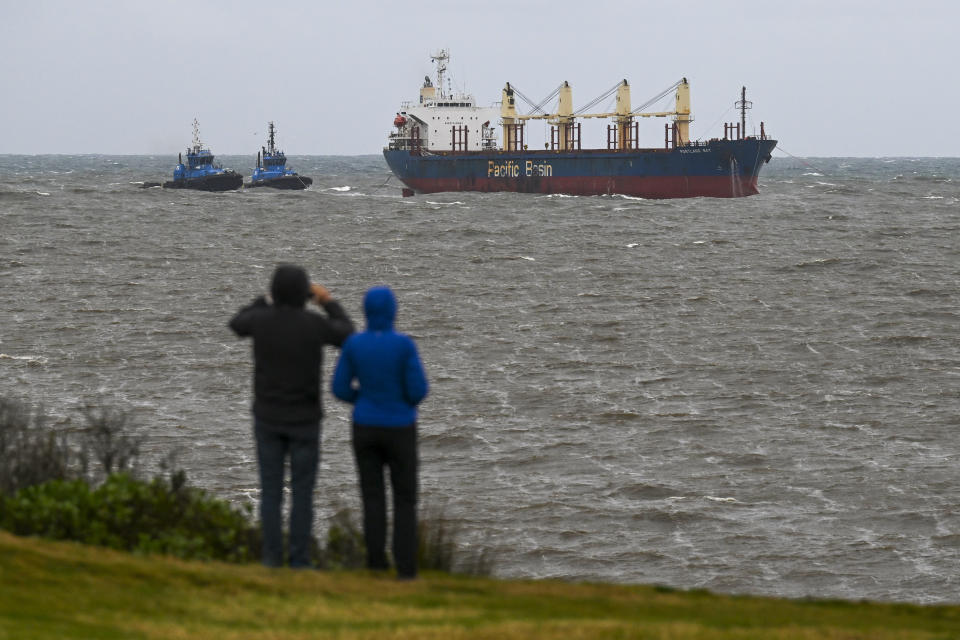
364 286 396 331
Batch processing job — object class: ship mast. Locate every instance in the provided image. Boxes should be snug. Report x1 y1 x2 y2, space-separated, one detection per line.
736 87 752 138
431 49 449 99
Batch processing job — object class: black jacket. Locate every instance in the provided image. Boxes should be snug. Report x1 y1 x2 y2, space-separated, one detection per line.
230 296 354 425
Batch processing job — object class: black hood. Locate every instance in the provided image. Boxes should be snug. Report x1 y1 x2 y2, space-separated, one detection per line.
270 264 310 307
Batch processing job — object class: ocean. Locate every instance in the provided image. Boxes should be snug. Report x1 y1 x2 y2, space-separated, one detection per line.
1 154 958 604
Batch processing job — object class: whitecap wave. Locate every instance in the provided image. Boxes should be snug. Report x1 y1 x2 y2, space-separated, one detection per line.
0 353 48 365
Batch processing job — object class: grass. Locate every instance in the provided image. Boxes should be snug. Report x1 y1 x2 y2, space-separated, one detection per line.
0 530 957 639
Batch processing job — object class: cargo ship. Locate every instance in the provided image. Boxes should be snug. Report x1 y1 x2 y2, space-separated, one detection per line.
163 119 243 191
384 51 776 199
247 121 313 189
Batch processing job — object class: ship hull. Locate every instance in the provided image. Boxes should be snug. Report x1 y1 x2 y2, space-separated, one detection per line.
384 138 776 199
246 175 313 190
163 172 243 192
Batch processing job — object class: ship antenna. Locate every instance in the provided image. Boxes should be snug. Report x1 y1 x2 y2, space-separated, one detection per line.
267 121 276 154
736 87 752 137
431 49 449 99
191 118 202 152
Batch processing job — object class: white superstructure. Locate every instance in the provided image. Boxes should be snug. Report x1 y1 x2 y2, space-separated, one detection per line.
388 50 500 152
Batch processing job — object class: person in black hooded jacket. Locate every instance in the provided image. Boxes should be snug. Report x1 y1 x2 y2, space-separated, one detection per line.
230 264 354 568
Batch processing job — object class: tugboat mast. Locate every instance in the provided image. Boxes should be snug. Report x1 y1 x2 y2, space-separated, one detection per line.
267 121 277 155
191 118 202 153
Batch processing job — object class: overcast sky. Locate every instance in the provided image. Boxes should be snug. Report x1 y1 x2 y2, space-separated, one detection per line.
1 0 955 157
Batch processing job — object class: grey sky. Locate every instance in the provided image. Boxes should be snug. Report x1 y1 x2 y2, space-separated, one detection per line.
1 0 955 157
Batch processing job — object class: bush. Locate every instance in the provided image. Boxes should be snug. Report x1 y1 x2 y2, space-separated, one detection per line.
318 507 366 569
0 472 260 562
315 505 493 576
419 506 493 576
0 394 495 573
0 396 146 494
0 394 261 563
80 405 143 482
0 397 75 494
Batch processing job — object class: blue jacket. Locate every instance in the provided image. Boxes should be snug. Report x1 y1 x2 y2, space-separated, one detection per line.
332 286 428 427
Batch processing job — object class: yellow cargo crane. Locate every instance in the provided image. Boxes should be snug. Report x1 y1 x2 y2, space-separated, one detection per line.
501 78 692 150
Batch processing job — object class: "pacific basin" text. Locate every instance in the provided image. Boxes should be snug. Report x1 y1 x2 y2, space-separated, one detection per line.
487 160 553 178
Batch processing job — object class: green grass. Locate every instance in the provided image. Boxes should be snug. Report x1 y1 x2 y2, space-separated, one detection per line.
0 531 957 639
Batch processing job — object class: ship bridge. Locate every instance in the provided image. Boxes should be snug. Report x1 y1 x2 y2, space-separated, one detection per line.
389 49 500 153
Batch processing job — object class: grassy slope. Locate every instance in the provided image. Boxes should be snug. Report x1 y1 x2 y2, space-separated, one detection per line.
0 531 957 639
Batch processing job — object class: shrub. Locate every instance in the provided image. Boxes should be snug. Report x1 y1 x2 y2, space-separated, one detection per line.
318 507 366 569
0 473 260 562
0 394 495 573
315 505 493 576
419 506 493 577
0 396 146 494
0 397 75 494
80 405 143 482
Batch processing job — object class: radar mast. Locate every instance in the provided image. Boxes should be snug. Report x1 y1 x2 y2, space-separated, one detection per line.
431 49 449 99
191 118 202 153
267 121 277 155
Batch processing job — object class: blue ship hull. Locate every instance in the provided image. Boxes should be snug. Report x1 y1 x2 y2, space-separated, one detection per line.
384 138 776 199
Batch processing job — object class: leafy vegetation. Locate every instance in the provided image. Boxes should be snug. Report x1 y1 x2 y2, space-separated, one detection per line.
0 473 260 562
0 393 491 574
0 396 75 494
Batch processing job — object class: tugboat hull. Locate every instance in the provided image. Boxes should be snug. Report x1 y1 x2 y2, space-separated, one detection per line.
246 175 313 190
163 172 243 192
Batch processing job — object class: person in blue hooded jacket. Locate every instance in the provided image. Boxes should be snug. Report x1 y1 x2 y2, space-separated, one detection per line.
332 285 428 579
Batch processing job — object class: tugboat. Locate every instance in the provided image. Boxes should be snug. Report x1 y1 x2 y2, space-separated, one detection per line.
246 122 313 189
163 119 243 191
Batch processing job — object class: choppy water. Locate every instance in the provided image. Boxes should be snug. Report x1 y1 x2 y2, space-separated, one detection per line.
2 154 959 604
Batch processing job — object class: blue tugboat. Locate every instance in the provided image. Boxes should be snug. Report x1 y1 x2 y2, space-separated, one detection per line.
163 119 243 191
247 122 313 189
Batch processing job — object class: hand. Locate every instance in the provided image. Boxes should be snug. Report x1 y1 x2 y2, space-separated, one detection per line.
309 283 332 305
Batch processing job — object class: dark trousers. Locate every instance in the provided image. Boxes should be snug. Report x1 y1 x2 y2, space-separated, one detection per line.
254 418 319 568
352 423 418 578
